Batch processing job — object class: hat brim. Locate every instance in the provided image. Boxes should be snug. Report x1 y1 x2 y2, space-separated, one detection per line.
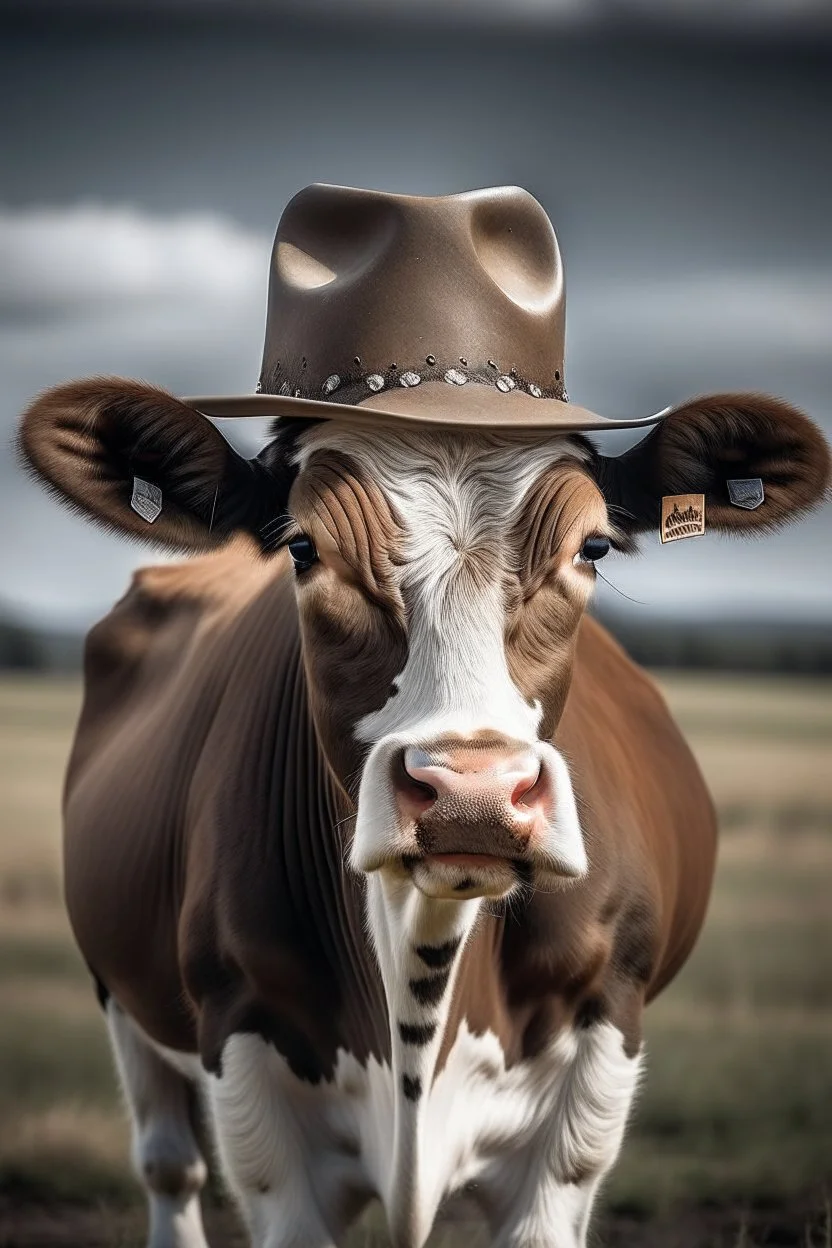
181 380 670 433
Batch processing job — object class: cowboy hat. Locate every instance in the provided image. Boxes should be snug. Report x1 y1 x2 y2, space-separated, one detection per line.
183 183 671 433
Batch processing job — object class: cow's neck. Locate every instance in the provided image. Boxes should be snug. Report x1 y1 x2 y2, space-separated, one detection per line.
366 875 480 1244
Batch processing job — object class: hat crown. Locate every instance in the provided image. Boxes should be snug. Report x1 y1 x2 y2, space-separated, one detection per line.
259 183 567 402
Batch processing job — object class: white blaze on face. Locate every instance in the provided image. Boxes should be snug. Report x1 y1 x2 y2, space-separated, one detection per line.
366 569 539 746
295 422 592 883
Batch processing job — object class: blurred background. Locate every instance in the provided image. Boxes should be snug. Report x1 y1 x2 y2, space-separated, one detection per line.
1 2 830 1246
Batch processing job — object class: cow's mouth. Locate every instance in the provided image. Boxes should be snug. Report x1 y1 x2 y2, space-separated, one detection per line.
427 852 507 868
401 851 524 901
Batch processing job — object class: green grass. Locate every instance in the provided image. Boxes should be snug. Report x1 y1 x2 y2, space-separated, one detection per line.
0 672 830 1245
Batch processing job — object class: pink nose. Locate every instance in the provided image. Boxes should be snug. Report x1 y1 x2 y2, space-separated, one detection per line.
394 740 551 838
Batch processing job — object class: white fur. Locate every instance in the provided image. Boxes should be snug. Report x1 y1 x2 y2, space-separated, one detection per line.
363 882 479 1245
106 1001 208 1248
204 1018 641 1248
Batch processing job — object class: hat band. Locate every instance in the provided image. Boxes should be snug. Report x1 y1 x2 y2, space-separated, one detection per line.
258 358 569 405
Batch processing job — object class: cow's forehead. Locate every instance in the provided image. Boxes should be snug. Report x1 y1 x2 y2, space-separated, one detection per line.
290 421 601 547
292 419 588 475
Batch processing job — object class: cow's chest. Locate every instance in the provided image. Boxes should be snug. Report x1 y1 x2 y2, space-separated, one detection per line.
207 1018 639 1244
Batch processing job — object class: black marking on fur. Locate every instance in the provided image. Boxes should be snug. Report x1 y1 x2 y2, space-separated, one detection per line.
575 997 606 1030
409 970 451 1007
415 937 460 970
85 962 110 1011
398 1021 437 1047
613 899 658 985
455 878 475 892
402 1074 423 1102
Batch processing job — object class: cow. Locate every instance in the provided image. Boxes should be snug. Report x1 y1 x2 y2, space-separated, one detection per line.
18 179 832 1247
19 373 829 1248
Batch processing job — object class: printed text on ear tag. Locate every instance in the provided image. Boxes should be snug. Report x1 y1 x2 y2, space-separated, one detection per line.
661 494 705 544
727 478 765 510
131 477 163 524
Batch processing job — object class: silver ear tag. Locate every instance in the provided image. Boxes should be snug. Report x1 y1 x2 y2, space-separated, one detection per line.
727 478 765 510
131 477 163 524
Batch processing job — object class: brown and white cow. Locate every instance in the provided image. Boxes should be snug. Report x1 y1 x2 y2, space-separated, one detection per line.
19 380 830 1248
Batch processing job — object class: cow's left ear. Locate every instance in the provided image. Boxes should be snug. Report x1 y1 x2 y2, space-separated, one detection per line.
595 393 831 539
19 377 293 553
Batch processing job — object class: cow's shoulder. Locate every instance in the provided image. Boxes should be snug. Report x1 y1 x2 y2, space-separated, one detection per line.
89 535 277 665
91 534 275 654
130 533 276 604
71 537 288 777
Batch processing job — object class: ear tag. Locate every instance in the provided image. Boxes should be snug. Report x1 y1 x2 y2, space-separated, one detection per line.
727 477 765 510
131 477 163 524
661 494 705 544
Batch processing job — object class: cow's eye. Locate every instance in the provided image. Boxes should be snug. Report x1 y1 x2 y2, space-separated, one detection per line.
288 534 318 573
579 535 611 563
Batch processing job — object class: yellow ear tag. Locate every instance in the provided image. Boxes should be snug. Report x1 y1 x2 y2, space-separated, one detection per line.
661 494 705 544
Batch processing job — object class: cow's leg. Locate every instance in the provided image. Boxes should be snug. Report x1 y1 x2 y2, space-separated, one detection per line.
106 1000 209 1248
207 1033 338 1248
489 1021 643 1248
491 1182 589 1248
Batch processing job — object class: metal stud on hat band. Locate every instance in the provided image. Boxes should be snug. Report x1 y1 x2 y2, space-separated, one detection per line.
444 368 467 386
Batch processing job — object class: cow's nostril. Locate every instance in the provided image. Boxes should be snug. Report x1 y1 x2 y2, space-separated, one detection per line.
511 765 543 809
394 749 438 807
505 751 553 815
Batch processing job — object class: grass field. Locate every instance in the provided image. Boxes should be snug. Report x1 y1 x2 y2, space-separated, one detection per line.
0 671 831 1247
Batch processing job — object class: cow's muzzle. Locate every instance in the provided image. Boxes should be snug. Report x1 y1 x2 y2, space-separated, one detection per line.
396 740 548 841
350 731 587 898
390 737 556 899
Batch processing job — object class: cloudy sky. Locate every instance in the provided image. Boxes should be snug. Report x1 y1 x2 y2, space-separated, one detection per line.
2 7 830 628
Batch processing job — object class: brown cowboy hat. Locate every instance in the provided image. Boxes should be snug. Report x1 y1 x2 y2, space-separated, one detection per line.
183 183 672 433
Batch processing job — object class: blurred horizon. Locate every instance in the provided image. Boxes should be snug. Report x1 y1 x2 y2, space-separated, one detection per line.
3 2 831 631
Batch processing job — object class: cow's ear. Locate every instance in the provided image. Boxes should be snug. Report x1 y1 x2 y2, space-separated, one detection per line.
19 378 292 553
596 393 830 540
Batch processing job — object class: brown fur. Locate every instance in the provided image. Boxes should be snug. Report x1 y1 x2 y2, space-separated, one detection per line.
288 451 409 790
506 463 610 736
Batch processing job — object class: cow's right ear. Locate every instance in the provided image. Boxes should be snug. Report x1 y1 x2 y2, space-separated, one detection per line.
18 378 292 553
